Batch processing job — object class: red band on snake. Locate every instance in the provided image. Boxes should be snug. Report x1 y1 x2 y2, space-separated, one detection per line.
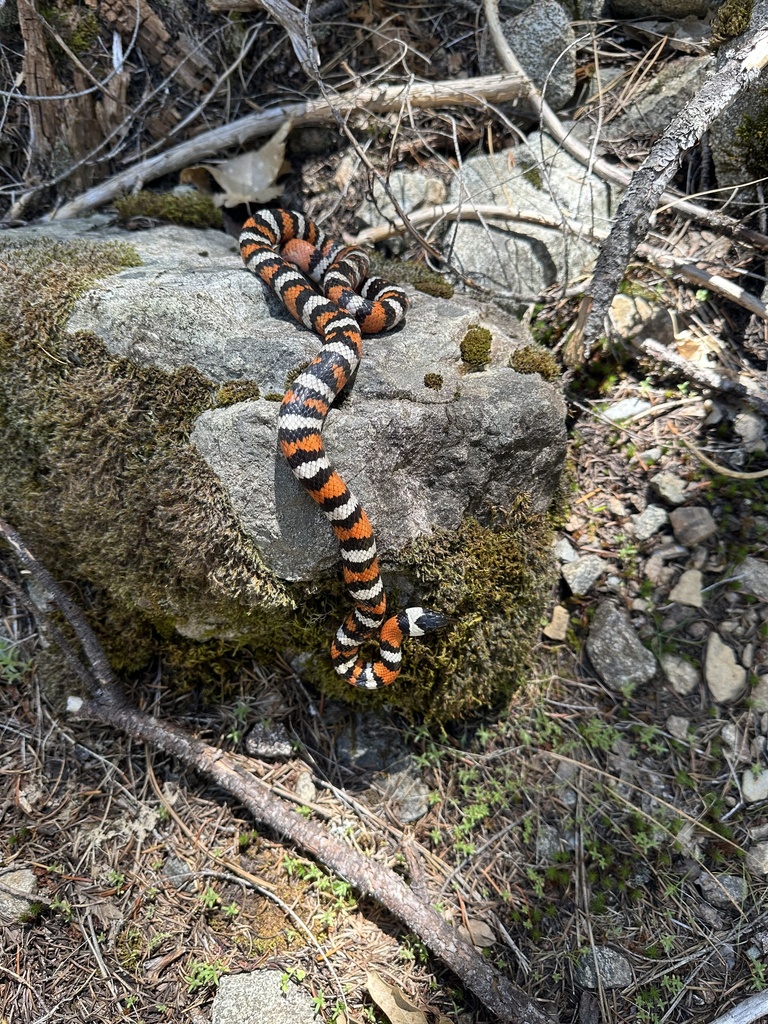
239 208 447 689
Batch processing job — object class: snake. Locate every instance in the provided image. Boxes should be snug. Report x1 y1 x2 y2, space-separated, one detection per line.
239 208 447 689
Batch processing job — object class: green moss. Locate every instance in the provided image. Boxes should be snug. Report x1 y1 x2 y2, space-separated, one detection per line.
522 166 543 190
460 325 492 368
710 0 753 46
367 251 454 299
214 381 261 406
509 345 560 383
68 10 100 54
114 190 223 230
423 372 443 391
263 391 284 402
285 361 311 390
0 235 561 721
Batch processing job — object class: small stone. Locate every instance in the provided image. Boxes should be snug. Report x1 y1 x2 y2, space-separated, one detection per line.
669 569 704 608
553 537 578 562
751 677 768 713
743 643 754 669
649 471 687 506
543 605 569 641
574 947 633 990
734 411 766 452
607 496 628 517
245 721 293 759
603 397 651 422
562 555 608 596
644 555 674 586
669 507 717 546
535 822 561 861
0 868 38 923
666 715 690 741
586 600 657 691
743 768 768 804
294 770 316 804
636 446 662 464
698 872 747 909
212 971 315 1024
162 856 194 890
739 556 768 601
386 770 431 823
705 633 747 704
746 842 768 877
722 723 749 763
631 504 669 541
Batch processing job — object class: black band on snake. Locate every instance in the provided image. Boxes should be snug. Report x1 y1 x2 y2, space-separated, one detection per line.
239 208 447 689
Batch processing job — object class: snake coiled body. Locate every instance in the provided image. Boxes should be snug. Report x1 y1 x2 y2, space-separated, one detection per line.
239 209 446 689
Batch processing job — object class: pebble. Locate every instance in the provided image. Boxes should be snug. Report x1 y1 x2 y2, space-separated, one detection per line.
245 721 293 759
543 604 569 641
562 555 608 596
294 770 317 804
385 769 431 823
212 971 315 1024
746 842 768 877
668 569 704 608
661 653 700 696
635 446 662 464
553 537 578 562
631 504 669 541
586 600 657 691
603 397 651 422
705 633 747 704
669 507 717 546
751 677 768 713
743 768 768 804
649 470 687 506
0 867 38 923
739 556 768 601
666 715 691 741
644 555 674 587
698 872 747 909
607 496 628 516
734 410 766 452
574 947 633 989
722 723 750 763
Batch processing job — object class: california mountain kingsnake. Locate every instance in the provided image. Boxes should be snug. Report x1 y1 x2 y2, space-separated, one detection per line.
239 208 447 689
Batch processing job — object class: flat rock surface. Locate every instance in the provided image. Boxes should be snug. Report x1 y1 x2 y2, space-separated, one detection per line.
212 972 314 1024
62 223 567 583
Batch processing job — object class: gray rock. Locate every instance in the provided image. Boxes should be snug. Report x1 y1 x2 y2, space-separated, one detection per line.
751 676 768 713
631 505 668 541
705 633 747 705
385 769 431 823
446 133 614 304
649 471 687 507
335 714 410 772
356 171 447 253
669 507 717 547
562 555 608 596
603 398 651 422
0 867 38 923
65 223 565 585
480 0 576 110
698 872 747 909
586 601 657 690
575 947 633 990
212 971 314 1024
739 556 768 601
162 856 194 891
666 715 691 742
245 721 293 759
734 411 766 453
669 569 704 608
746 842 768 877
554 536 578 562
743 768 768 804
605 55 712 144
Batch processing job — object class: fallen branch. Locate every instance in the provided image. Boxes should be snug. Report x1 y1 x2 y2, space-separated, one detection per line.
568 20 768 364
0 518 556 1024
678 436 768 480
50 73 526 221
705 991 768 1024
640 338 768 417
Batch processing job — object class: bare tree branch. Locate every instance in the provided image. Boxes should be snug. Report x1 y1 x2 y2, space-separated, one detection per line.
49 73 526 221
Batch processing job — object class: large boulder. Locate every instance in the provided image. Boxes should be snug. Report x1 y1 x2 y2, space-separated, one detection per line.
0 216 566 718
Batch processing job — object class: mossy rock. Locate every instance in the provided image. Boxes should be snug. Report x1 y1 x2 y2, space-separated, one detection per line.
0 234 563 721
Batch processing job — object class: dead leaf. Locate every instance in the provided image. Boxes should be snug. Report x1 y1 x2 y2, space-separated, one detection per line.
181 121 291 208
366 971 428 1024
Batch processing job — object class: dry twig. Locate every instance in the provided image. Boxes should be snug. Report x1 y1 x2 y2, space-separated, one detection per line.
50 73 526 221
